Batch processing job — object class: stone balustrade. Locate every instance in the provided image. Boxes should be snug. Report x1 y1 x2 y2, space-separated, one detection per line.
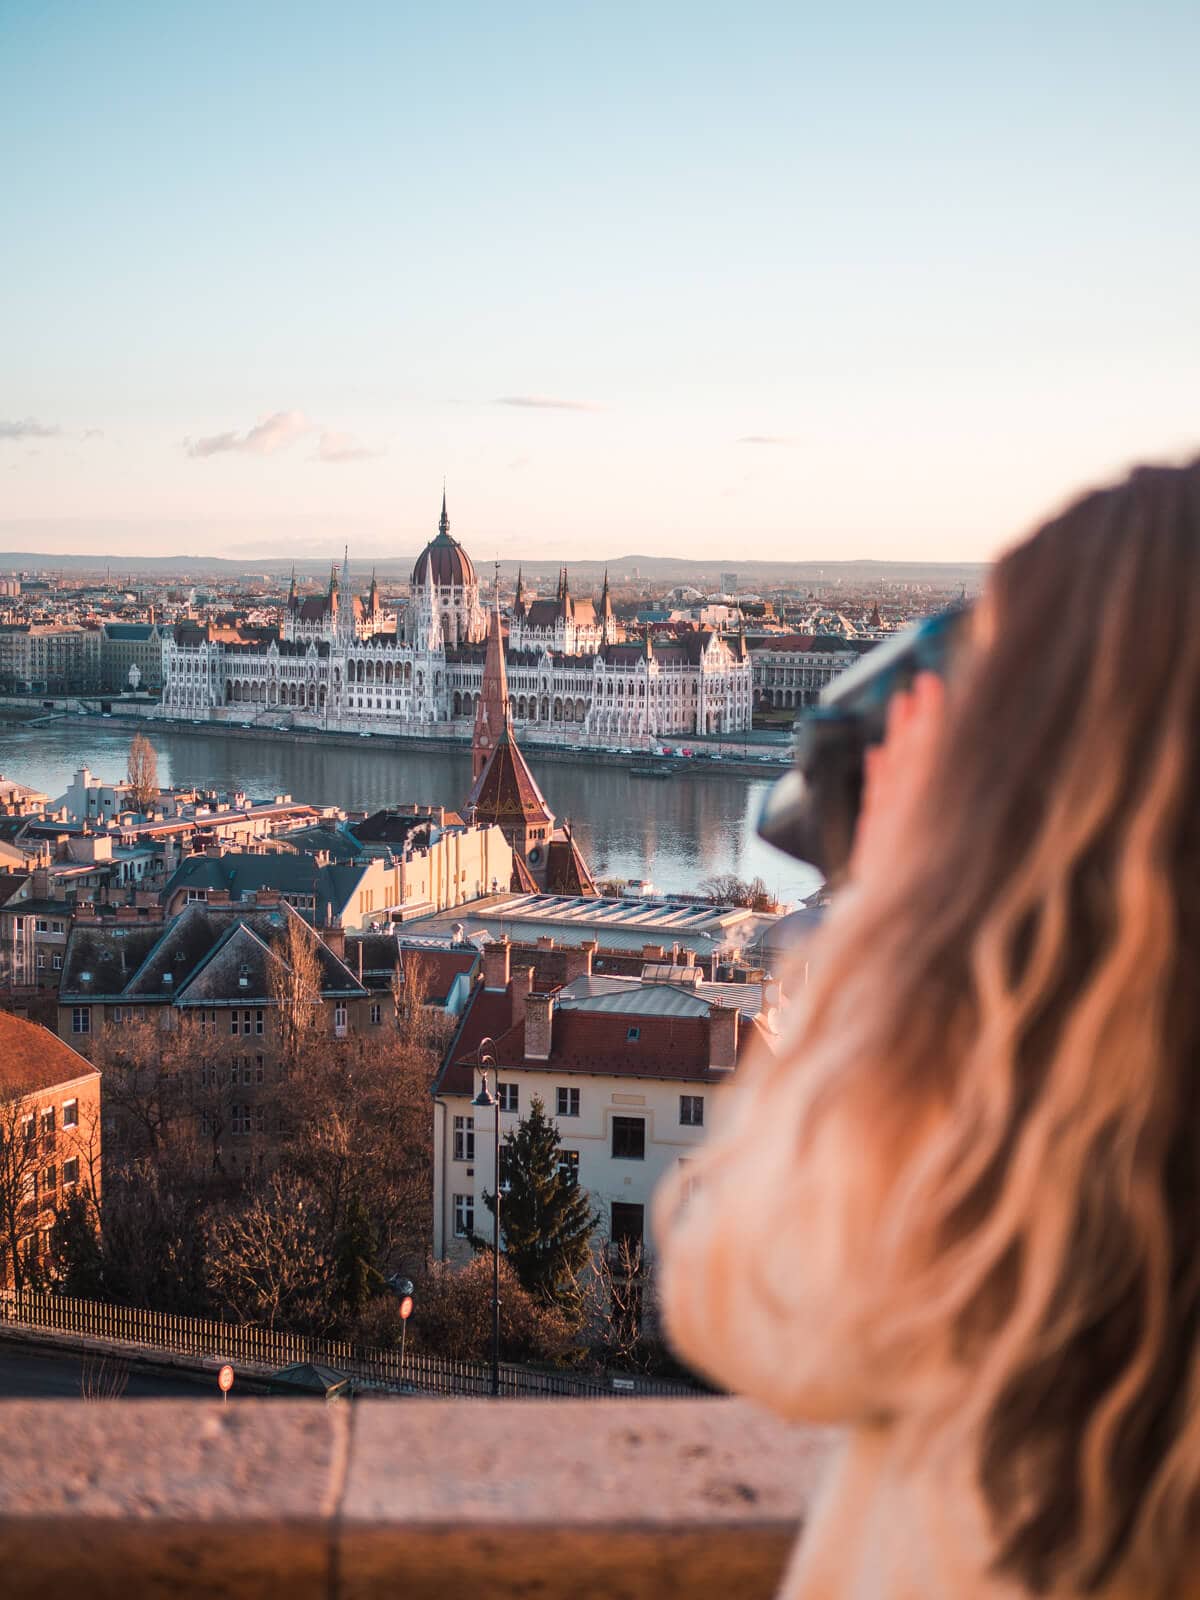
0 1397 830 1598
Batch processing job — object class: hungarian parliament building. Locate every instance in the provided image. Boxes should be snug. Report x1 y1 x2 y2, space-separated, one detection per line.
160 498 753 745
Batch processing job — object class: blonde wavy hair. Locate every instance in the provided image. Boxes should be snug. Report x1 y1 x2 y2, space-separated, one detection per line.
657 459 1200 1594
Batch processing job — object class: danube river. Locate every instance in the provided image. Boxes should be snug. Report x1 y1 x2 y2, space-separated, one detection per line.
0 722 822 905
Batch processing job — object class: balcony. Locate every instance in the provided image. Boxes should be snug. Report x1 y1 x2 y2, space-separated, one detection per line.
0 1398 828 1598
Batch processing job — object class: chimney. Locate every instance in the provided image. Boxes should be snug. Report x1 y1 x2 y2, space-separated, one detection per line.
641 943 666 961
321 920 346 960
524 992 555 1061
562 940 596 984
682 948 696 968
510 964 534 1027
536 935 556 950
483 937 511 992
707 1003 739 1071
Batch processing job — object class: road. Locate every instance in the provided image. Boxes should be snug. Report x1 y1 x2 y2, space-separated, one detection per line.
0 1344 237 1399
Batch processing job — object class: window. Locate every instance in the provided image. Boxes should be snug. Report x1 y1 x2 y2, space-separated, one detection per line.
255 1009 265 1035
370 1002 382 1025
626 1026 640 1042
43 1165 56 1196
453 1115 475 1162
497 1081 519 1114
558 1149 580 1187
610 1200 644 1252
62 1099 78 1128
231 1105 251 1136
22 1115 34 1147
40 1108 55 1138
52 954 62 971
71 1006 90 1035
62 1157 79 1187
611 1116 645 1161
255 1054 264 1084
36 954 45 970
680 1095 704 1127
334 1003 348 1036
230 1011 240 1036
453 1193 474 1238
241 1056 253 1086
556 1086 580 1118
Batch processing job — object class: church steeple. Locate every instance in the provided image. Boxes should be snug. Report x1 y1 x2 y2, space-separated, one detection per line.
472 585 511 782
600 567 613 644
514 566 525 617
287 565 298 610
368 567 379 616
439 487 450 538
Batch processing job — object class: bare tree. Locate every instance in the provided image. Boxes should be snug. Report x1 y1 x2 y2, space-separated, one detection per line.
698 873 777 913
205 1173 330 1330
392 950 441 1048
268 912 324 1068
125 732 159 813
280 1031 436 1270
0 1093 45 1292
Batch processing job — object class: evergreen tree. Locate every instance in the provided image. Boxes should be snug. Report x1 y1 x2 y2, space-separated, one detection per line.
49 1189 106 1299
332 1189 380 1319
482 1095 597 1307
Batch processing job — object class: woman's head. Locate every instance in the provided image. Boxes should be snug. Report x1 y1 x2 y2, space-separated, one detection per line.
660 458 1200 1593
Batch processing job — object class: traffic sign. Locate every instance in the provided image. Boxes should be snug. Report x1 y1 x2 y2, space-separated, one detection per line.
218 1363 234 1395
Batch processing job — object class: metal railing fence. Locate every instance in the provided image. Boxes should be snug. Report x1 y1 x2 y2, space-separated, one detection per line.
0 1288 695 1399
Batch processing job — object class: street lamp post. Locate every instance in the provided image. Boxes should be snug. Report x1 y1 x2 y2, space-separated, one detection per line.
472 1037 501 1397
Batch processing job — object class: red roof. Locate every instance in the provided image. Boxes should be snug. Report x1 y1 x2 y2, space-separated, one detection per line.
435 974 769 1100
0 1013 98 1098
545 834 596 897
466 729 554 829
464 1008 766 1085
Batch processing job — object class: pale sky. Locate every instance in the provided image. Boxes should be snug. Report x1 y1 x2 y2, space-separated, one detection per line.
2 1 1197 564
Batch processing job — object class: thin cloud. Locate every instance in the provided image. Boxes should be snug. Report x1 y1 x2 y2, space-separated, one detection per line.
185 410 312 459
0 418 61 442
737 433 800 447
315 430 384 464
83 428 104 440
495 395 602 413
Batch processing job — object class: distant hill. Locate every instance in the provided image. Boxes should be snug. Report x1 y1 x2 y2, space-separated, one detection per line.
0 549 987 587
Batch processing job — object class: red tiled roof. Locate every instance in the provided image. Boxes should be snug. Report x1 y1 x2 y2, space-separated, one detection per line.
0 1013 98 1097
460 1008 767 1084
466 729 554 829
434 985 517 1098
510 852 539 893
544 834 596 897
400 947 479 1002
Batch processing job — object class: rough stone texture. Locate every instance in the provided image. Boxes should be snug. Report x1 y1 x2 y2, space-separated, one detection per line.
0 1400 346 1599
340 1398 830 1599
0 1397 830 1599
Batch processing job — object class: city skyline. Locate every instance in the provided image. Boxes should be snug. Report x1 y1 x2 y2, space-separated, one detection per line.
3 2 1198 564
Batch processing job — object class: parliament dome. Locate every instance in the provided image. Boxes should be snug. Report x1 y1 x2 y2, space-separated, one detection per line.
411 494 477 590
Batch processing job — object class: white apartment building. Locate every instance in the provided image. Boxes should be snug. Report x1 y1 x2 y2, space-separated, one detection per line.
431 938 772 1265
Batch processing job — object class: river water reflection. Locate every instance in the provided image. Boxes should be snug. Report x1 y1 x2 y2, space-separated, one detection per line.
0 722 822 905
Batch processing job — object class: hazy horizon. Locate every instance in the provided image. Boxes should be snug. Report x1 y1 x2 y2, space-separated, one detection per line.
3 3 1197 564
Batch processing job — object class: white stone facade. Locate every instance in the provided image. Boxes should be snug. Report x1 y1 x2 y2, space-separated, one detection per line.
161 516 752 746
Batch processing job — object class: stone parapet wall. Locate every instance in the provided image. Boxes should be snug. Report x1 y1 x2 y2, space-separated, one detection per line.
0 1397 828 1599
